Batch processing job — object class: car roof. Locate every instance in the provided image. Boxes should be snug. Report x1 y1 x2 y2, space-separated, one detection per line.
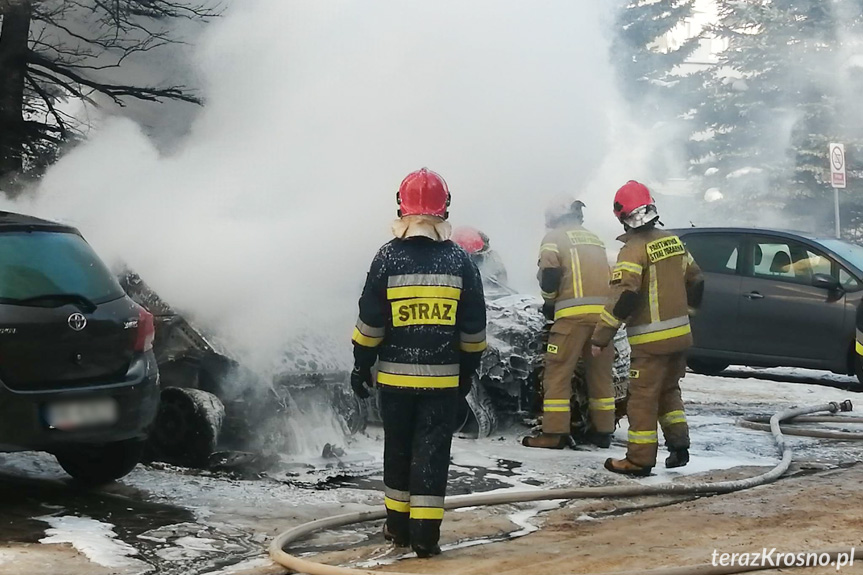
670 226 829 242
0 211 78 234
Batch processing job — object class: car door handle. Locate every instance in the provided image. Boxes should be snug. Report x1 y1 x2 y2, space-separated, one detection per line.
743 291 764 300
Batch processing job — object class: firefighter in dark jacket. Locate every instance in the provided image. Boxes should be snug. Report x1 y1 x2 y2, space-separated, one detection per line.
592 181 704 476
350 168 487 558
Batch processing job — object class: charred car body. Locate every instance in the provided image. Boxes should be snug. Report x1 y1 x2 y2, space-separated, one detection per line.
120 271 363 468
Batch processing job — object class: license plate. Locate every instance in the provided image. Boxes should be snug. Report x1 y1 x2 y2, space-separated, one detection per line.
45 398 119 430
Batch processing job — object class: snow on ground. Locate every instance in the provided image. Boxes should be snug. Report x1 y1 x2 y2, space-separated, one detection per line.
38 515 152 573
2 368 862 574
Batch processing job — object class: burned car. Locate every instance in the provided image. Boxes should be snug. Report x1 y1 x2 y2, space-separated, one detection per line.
119 271 363 468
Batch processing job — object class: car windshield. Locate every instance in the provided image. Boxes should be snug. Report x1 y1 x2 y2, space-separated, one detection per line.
817 238 863 272
0 231 124 304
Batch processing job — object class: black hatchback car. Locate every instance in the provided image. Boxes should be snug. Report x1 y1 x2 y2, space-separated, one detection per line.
0 212 159 484
672 227 863 388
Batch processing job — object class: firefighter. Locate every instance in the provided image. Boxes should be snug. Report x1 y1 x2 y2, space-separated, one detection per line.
350 168 487 558
591 181 704 476
452 226 509 287
522 197 616 450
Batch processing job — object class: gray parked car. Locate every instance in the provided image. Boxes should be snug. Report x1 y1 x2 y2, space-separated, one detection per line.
672 227 863 388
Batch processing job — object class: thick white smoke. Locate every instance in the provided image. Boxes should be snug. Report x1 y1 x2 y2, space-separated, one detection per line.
2 1 626 370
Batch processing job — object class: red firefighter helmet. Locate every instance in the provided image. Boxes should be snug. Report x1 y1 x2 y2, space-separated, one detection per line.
613 180 659 228
396 168 451 219
452 226 486 254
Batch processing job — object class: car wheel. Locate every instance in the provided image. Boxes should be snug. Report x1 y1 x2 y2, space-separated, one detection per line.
458 376 498 438
149 387 224 468
55 438 145 486
687 358 730 376
332 385 369 435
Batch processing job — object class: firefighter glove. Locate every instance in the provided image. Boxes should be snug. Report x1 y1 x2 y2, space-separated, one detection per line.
350 365 373 399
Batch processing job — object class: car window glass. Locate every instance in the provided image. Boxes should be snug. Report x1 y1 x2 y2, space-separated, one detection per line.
752 239 833 285
752 242 795 280
840 267 861 289
681 234 739 275
0 231 124 304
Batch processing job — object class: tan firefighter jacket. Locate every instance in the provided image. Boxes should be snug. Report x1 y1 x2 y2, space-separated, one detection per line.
538 223 610 324
593 228 703 355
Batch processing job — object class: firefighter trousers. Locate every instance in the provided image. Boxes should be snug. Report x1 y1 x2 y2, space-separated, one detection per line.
542 319 615 435
625 351 690 467
380 389 458 549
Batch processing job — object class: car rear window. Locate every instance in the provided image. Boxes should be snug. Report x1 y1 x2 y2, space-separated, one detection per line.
0 231 124 304
681 234 739 275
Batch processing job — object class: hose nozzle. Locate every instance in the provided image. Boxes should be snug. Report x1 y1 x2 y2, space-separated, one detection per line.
828 400 853 413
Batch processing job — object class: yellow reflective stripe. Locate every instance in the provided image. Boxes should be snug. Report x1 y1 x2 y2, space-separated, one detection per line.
385 497 410 513
410 507 444 520
555 305 604 320
589 397 616 411
629 324 691 346
615 262 643 275
377 372 459 389
571 248 583 299
352 327 383 347
460 341 487 353
387 286 461 301
857 340 863 356
544 398 570 412
628 430 658 444
541 290 559 299
659 410 687 426
540 243 560 254
600 310 621 328
648 265 659 323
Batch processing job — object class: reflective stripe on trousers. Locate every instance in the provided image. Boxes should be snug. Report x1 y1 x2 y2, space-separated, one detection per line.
659 410 687 426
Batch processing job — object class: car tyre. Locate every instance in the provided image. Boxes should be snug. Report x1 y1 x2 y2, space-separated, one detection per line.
55 438 145 486
687 358 730 376
149 387 224 468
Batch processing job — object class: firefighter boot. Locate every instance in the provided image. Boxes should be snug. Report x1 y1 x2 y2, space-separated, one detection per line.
383 524 410 548
604 457 652 477
413 543 442 559
665 448 690 469
584 431 613 449
522 433 569 449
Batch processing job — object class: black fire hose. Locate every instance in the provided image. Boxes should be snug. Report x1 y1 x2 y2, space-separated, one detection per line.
269 401 858 575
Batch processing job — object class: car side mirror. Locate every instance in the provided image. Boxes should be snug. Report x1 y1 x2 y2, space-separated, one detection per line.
812 273 841 291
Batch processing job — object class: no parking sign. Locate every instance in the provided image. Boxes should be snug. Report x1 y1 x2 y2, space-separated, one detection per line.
830 143 846 189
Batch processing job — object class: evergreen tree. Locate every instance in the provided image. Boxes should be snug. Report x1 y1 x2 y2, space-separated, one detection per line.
611 0 701 181
690 0 863 234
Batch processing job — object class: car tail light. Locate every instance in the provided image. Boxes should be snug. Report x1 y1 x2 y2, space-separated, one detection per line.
134 308 155 352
